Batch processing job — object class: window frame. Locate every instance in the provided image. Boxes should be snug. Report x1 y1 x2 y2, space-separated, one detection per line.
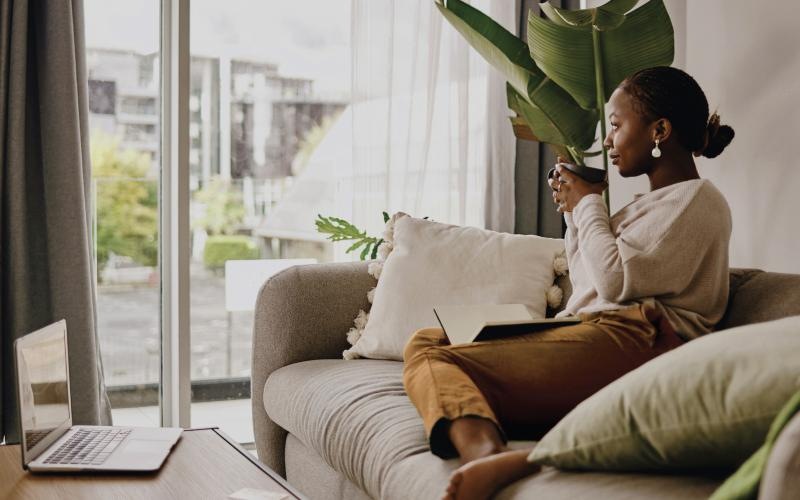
159 0 191 428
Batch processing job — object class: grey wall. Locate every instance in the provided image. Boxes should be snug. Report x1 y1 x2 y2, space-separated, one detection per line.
586 0 800 274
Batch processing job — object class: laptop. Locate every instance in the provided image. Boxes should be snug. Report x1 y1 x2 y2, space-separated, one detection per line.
14 319 182 472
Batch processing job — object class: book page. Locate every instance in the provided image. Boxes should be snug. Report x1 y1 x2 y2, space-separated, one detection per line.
434 304 580 345
434 304 535 345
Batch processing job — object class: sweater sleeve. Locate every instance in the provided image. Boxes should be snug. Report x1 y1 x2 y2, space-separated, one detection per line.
563 211 578 258
570 193 707 304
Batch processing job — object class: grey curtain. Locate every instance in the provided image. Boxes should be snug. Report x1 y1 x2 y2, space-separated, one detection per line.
1 0 111 444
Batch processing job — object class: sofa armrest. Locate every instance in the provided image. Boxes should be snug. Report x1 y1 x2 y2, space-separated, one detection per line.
760 411 800 499
251 260 375 476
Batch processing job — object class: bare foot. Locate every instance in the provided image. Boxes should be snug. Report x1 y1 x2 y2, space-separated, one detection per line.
442 449 541 500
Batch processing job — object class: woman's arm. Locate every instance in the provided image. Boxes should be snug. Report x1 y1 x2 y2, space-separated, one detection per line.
570 194 626 301
556 168 722 305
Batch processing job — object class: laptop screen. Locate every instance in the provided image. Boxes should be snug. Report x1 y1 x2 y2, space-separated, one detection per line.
15 321 71 460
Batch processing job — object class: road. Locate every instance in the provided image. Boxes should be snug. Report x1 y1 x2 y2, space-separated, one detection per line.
97 263 255 387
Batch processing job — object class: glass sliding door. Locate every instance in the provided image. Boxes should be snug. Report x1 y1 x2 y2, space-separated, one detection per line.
189 0 351 447
85 0 351 445
84 0 162 426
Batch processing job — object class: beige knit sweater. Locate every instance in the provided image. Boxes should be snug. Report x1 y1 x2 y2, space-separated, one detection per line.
557 178 732 340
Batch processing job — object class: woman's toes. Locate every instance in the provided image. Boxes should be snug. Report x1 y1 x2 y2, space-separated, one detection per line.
442 470 463 499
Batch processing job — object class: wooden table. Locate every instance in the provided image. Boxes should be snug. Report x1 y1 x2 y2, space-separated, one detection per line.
0 428 305 499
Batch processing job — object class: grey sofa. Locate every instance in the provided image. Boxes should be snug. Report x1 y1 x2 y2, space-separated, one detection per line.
252 262 800 499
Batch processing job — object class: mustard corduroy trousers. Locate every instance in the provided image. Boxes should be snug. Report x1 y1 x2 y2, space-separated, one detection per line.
402 303 684 458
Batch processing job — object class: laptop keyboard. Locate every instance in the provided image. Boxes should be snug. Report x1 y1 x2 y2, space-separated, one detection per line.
43 428 132 466
25 429 52 449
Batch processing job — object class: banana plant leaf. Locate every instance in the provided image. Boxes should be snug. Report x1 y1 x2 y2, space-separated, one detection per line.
539 0 638 30
506 83 596 159
436 0 597 157
529 0 674 110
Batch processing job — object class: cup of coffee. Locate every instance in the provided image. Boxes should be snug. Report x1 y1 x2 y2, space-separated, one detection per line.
547 163 607 184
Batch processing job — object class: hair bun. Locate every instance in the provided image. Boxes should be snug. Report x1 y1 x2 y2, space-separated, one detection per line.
701 113 735 158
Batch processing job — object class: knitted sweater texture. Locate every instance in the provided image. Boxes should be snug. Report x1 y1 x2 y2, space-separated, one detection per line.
557 179 732 340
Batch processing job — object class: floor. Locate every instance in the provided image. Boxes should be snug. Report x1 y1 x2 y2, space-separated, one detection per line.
111 398 256 452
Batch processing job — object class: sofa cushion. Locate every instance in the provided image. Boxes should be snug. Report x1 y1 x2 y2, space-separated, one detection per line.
528 315 800 471
720 270 800 329
264 359 429 498
385 451 725 500
266 359 727 500
286 433 724 500
285 434 373 500
346 215 567 360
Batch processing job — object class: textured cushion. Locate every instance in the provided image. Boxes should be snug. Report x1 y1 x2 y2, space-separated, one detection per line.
264 359 429 498
528 315 800 471
269 360 724 500
287 435 723 500
386 451 723 500
285 434 373 500
347 214 566 360
720 270 800 329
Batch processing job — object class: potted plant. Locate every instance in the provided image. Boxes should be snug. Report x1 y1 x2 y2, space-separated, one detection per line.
436 0 674 203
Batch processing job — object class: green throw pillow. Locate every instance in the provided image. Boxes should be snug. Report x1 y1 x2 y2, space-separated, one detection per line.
527 315 800 471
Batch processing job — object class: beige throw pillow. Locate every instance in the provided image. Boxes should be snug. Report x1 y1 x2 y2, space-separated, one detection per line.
528 315 800 471
343 214 566 360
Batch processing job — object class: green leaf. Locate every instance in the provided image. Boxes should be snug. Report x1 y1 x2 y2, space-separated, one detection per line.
507 83 597 152
539 0 638 30
383 211 390 223
346 239 366 253
315 214 370 241
360 243 371 261
528 0 674 110
436 0 536 99
371 239 384 260
437 0 597 155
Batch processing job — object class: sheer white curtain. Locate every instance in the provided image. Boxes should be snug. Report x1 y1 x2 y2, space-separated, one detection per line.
344 0 516 240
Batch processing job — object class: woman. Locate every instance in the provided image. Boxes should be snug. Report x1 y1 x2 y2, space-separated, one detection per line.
401 66 735 500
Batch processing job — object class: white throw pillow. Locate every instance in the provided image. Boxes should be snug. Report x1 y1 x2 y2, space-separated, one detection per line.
343 214 567 360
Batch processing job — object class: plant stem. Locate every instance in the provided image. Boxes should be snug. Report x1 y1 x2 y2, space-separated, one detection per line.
591 25 610 208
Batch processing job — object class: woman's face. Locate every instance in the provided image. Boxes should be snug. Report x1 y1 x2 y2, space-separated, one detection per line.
603 88 657 178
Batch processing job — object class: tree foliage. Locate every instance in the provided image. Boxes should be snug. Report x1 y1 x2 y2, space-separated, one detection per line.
192 176 246 236
92 131 158 271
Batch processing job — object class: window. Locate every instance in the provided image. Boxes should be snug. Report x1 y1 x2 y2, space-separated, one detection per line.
85 0 351 446
85 0 161 426
85 0 500 449
119 96 157 116
188 0 351 445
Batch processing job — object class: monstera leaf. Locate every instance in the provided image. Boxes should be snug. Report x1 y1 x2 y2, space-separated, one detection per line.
530 0 674 110
436 0 597 162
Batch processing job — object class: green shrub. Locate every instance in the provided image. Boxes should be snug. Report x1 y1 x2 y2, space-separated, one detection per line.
92 131 158 273
193 177 245 236
203 235 259 271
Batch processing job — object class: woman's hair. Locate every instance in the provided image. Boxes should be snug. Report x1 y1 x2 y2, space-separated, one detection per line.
619 66 735 158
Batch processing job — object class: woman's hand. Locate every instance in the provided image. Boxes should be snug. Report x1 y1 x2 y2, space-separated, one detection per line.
549 157 608 213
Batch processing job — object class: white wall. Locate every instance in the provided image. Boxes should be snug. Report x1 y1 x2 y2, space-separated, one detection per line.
685 0 800 273
587 0 800 273
600 0 686 215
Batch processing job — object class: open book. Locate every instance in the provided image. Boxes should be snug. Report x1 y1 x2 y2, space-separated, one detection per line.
433 304 580 345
